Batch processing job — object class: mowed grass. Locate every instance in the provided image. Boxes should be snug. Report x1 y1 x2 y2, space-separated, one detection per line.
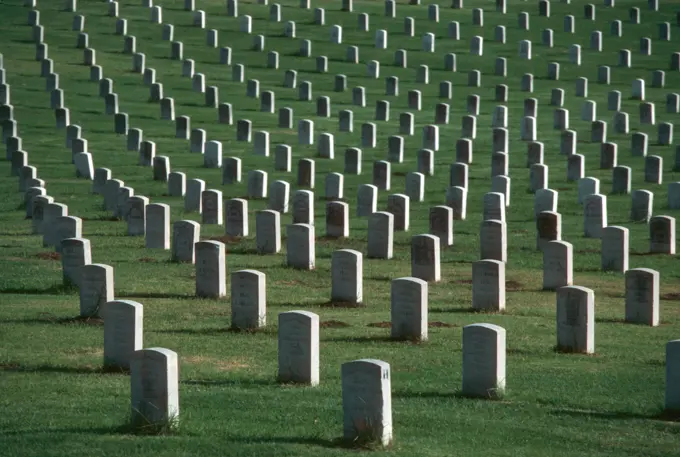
0 0 679 455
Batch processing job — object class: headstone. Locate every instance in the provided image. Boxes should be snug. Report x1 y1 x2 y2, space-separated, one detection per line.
519 40 532 59
74 152 94 180
632 132 649 157
330 250 363 304
341 359 392 447
612 166 631 195
256 210 281 254
480 220 507 262
277 310 319 385
102 299 143 371
470 36 483 56
326 202 349 238
230 120 251 143
225 199 249 237
411 234 440 282
79 264 114 318
624 268 659 326
649 216 676 254
390 277 427 341
645 155 662 184
584 194 607 238
195 241 226 298
286 224 315 270
619 49 632 68
325 172 344 200
630 190 653 223
32 195 54 234
201 190 224 225
542 240 573 290
601 226 629 273
130 348 179 429
614 111 629 134
126 196 148 235
600 142 617 169
462 324 506 399
658 123 674 146
230 270 266 330
565 46 581 70
61 237 91 286
556 286 595 353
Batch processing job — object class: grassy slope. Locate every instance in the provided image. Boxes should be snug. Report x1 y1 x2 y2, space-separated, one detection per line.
0 0 679 455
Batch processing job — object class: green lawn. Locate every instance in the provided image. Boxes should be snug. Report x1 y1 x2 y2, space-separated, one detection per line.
1 0 679 455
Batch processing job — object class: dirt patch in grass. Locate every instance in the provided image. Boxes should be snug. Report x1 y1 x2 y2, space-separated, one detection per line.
317 236 348 242
556 187 572 191
60 316 104 326
81 215 119 222
429 321 457 328
393 171 407 176
68 347 104 357
661 293 680 301
226 327 267 334
184 355 250 371
36 252 61 261
369 321 457 329
275 279 305 286
505 280 524 291
321 301 365 308
367 321 391 328
208 235 243 244
139 257 157 263
456 279 473 285
577 248 600 254
320 320 351 328
553 346 598 356
36 313 103 326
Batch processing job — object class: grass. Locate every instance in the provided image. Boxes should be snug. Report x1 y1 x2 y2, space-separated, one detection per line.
1 0 680 455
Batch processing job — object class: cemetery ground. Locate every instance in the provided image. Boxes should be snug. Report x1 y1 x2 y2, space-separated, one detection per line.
1 0 680 455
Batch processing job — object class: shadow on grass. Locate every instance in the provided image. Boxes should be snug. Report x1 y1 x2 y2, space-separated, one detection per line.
661 292 680 301
221 246 260 255
154 327 275 336
223 435 349 449
0 314 102 326
0 425 118 436
0 283 78 295
547 408 679 422
116 292 195 299
5 417 186 437
181 378 276 388
595 317 626 324
309 300 366 309
630 251 665 256
152 328 229 336
368 275 394 281
0 362 125 375
430 307 501 314
323 335 399 343
394 390 506 401
553 345 599 356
